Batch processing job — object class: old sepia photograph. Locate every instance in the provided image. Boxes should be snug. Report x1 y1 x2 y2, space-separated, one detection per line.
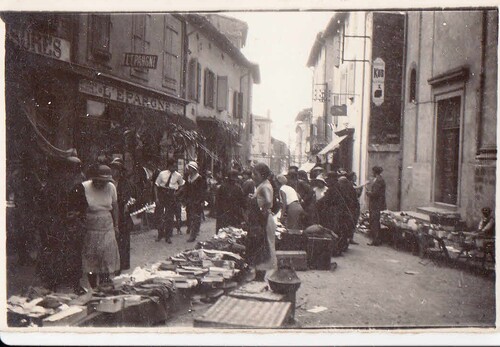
1 0 498 344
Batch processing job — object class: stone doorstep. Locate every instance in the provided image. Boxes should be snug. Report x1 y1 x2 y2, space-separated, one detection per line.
416 206 461 218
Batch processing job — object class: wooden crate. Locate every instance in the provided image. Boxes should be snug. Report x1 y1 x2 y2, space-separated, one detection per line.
276 250 308 271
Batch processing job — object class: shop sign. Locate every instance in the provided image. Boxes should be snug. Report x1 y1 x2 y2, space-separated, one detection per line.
123 53 158 69
330 104 347 117
79 79 184 116
7 27 71 62
372 57 385 106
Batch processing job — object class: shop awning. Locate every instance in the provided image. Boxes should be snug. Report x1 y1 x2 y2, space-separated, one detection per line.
299 161 317 173
318 135 347 155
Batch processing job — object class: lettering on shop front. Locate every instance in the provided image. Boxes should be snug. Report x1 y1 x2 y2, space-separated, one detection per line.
7 27 71 62
78 79 184 115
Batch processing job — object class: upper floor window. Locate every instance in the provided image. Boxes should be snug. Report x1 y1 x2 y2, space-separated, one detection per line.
204 68 216 108
409 67 417 103
163 15 184 95
233 91 243 119
89 14 111 62
216 76 228 111
333 35 341 68
131 14 151 80
188 58 201 101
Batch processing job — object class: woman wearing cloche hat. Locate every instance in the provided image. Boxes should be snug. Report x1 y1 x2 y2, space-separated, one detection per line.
80 164 121 288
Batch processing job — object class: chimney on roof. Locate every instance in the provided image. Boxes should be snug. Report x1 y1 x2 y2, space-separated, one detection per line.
267 110 271 119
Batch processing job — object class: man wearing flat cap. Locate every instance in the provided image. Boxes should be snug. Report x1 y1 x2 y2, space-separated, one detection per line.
366 166 386 246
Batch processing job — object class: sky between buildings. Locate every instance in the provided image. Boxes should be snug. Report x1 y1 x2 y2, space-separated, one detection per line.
230 11 335 146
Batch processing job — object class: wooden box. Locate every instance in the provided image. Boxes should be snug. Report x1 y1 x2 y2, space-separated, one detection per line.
275 250 308 271
276 230 307 251
306 237 334 270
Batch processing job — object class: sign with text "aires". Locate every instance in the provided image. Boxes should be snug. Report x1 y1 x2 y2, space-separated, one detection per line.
7 27 71 62
78 79 184 116
330 104 347 116
372 57 385 106
123 53 158 69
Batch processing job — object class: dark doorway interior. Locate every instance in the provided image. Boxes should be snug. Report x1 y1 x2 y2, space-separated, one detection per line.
434 96 461 205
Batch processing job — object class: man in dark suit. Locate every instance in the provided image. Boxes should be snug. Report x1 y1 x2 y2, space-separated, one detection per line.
366 166 386 246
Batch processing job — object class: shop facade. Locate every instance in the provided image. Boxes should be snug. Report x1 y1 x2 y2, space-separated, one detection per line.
307 12 405 210
184 14 260 176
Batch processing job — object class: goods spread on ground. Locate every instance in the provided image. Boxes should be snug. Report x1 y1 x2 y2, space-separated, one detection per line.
359 210 494 268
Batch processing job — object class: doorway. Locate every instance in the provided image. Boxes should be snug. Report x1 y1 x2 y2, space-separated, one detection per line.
434 95 461 205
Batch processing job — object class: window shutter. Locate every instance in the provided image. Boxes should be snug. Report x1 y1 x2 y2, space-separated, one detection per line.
196 62 201 101
204 69 210 106
90 15 111 61
237 92 244 119
162 15 182 94
333 35 341 68
216 76 228 111
210 71 216 108
188 58 197 100
232 91 238 118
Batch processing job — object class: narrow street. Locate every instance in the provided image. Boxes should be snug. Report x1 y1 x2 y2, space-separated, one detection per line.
3 9 498 339
128 219 496 328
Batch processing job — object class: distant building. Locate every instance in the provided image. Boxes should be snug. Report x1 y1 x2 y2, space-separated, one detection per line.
204 14 248 49
184 14 260 174
400 10 497 227
294 108 313 167
251 113 273 166
307 12 405 210
270 137 290 175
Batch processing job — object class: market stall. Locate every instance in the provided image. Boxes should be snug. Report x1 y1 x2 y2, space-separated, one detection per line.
358 210 494 268
8 223 338 328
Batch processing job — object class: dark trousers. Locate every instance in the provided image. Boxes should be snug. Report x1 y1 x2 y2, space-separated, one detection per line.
173 200 182 231
155 190 175 240
187 203 202 237
369 209 381 243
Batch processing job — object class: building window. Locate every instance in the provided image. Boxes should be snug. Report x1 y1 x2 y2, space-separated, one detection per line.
204 68 216 108
216 76 228 111
259 125 265 135
333 35 341 68
131 14 151 80
232 91 243 119
163 14 184 95
188 58 201 101
89 14 111 62
409 68 417 103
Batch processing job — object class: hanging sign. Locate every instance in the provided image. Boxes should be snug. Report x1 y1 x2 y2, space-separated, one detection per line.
330 104 347 117
123 53 158 69
372 57 385 106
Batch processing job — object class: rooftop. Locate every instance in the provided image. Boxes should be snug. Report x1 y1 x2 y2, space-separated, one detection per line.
185 14 260 83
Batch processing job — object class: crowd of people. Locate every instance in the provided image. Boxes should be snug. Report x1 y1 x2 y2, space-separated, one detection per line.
11 150 390 293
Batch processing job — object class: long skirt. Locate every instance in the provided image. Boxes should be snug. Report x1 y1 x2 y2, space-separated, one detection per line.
82 211 120 274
